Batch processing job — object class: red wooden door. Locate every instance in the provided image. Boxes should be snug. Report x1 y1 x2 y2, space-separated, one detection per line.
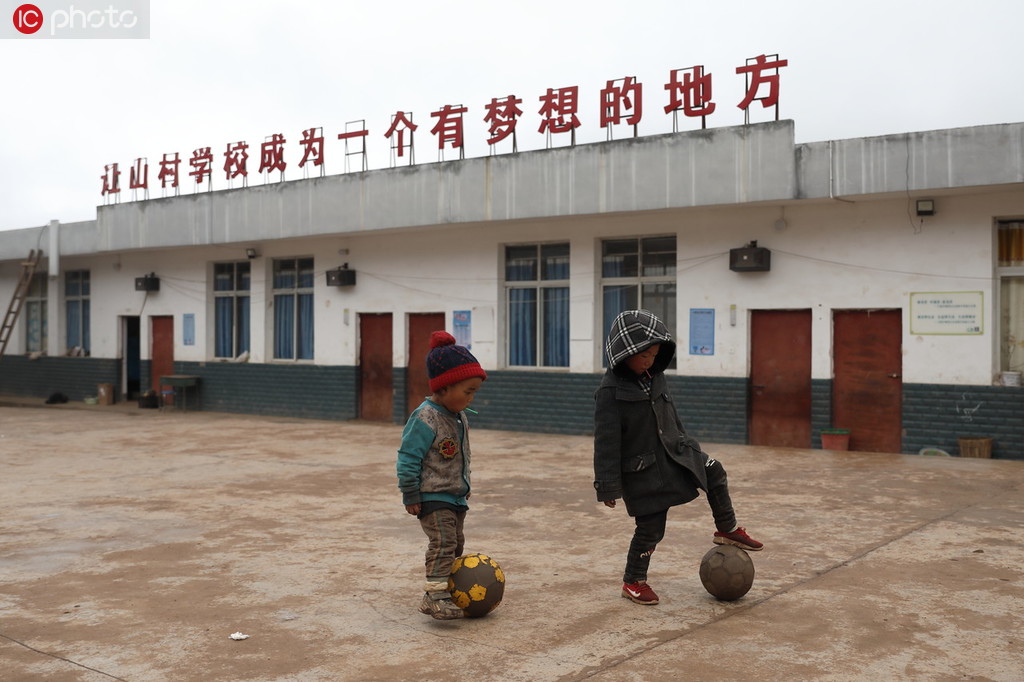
833 310 902 453
407 313 446 415
150 315 174 394
749 310 812 447
359 313 393 421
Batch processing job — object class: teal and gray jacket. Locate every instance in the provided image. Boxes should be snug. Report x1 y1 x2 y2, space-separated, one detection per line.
397 399 472 507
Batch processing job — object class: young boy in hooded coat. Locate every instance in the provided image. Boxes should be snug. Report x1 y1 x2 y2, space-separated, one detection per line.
593 309 763 605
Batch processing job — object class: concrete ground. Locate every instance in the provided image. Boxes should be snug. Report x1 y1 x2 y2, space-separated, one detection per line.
1 400 1022 682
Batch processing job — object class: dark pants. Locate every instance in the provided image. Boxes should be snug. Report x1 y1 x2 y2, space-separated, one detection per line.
419 508 466 582
623 457 735 583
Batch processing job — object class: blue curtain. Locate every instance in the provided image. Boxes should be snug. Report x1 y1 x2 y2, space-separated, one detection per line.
82 300 90 354
542 287 569 366
215 297 234 357
642 282 677 369
214 264 233 291
297 293 314 359
274 294 294 359
642 283 676 332
26 301 46 353
505 246 537 281
602 285 638 366
508 288 536 366
237 296 250 354
274 264 296 289
64 300 91 353
66 301 81 349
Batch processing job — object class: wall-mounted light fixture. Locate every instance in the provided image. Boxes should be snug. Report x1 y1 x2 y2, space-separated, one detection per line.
245 248 259 259
915 199 935 217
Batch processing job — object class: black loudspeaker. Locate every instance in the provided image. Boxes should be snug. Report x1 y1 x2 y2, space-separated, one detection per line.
135 275 160 291
729 246 771 272
326 268 356 286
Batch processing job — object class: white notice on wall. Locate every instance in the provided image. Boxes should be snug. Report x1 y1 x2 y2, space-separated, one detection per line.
909 291 983 335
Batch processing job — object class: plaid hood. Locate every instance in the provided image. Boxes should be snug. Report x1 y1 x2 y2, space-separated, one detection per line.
605 309 676 376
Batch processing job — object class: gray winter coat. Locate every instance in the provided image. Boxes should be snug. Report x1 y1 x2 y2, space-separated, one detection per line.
593 310 709 517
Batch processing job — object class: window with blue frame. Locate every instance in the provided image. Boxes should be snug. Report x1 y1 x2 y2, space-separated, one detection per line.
505 243 569 367
601 236 677 366
273 257 314 360
213 262 250 359
64 270 90 355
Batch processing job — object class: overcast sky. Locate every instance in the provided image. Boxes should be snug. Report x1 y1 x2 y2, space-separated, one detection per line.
1 0 1022 233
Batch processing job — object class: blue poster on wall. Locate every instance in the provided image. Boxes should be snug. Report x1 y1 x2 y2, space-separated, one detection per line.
452 310 472 348
689 308 714 355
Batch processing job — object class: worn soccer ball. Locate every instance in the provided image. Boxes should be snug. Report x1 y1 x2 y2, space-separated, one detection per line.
448 553 505 618
699 544 754 601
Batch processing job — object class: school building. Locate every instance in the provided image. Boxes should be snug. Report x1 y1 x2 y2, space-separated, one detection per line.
1 119 1022 459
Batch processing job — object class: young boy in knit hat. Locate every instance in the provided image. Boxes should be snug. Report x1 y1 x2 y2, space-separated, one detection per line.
396 330 487 620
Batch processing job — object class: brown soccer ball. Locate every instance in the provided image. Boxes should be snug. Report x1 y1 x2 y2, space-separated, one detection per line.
448 553 505 618
699 544 754 601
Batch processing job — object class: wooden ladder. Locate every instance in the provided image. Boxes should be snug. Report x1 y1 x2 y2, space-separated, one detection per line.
0 249 43 361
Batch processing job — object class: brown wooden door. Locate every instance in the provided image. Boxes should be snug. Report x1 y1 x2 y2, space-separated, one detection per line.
833 310 902 453
150 315 174 394
407 313 446 415
749 310 812 447
359 313 393 421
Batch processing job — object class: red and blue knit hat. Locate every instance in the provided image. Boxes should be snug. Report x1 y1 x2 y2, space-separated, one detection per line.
427 331 487 392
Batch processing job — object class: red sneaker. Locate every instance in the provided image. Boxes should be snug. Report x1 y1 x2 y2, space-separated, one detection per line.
713 526 764 551
621 581 659 605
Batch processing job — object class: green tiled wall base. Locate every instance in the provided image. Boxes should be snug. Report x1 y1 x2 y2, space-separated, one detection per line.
2 355 1021 459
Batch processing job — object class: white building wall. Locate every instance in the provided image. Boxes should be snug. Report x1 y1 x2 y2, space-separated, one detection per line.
1 121 1022 390
0 186 1017 387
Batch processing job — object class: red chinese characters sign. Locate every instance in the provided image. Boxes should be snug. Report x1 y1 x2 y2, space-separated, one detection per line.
104 55 787 196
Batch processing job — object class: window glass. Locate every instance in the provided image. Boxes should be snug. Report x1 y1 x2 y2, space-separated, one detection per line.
65 271 81 297
236 262 251 291
506 245 538 281
272 257 314 360
1001 276 1024 372
505 243 569 367
602 239 638 278
64 270 90 355
214 262 252 359
26 274 47 353
642 236 677 277
274 259 296 289
600 235 676 368
997 221 1024 266
214 263 234 291
297 258 314 289
541 243 570 280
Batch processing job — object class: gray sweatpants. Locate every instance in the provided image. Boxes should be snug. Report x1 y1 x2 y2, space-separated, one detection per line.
419 508 466 582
